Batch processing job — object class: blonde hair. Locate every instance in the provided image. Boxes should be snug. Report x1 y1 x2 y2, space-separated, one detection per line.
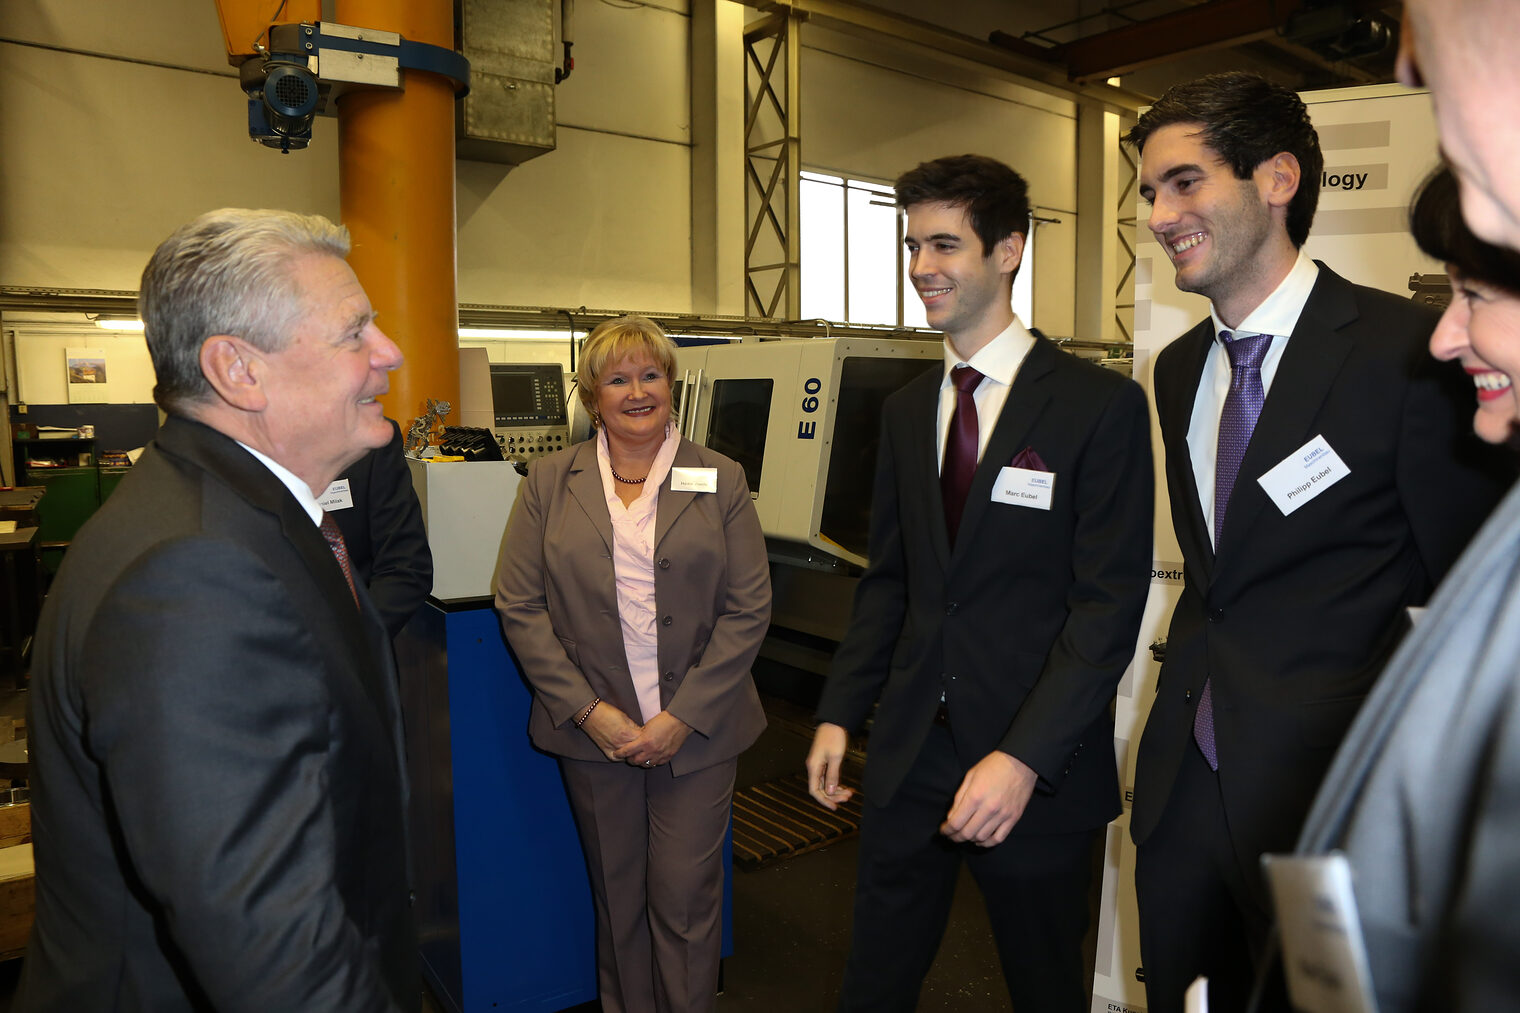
576 315 679 425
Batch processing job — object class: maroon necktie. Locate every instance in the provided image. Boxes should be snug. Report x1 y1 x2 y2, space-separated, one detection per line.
941 365 985 546
319 512 359 607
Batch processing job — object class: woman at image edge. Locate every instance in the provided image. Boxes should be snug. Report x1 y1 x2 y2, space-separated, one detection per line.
1292 166 1520 1010
494 315 770 1013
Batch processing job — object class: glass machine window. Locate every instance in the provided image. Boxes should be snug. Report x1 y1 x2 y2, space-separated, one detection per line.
706 379 774 495
819 356 938 558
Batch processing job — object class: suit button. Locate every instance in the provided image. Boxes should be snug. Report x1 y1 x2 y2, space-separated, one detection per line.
664 671 675 682
661 616 673 626
1184 688 1193 701
1207 608 1224 623
945 601 959 615
657 558 670 569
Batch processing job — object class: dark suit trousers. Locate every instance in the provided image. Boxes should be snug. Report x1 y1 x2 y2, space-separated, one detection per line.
561 756 737 1013
1134 744 1290 1013
839 724 1099 1013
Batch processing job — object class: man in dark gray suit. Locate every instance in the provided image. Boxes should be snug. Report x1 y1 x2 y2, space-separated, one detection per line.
1127 72 1509 1013
18 208 419 1011
806 154 1154 1012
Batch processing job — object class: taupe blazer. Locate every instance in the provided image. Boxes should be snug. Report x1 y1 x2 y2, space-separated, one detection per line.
495 436 770 775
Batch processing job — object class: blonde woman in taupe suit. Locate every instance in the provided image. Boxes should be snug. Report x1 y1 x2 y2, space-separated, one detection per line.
494 315 770 1013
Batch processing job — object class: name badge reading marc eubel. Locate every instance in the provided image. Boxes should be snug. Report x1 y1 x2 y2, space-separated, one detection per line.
318 478 354 511
1256 434 1349 516
991 467 1055 511
670 467 718 494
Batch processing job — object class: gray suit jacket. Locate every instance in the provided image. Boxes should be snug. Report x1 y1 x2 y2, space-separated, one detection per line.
495 437 769 776
1295 479 1520 1012
17 416 418 1012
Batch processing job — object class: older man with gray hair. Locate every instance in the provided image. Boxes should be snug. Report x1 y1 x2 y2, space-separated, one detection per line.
16 208 417 1012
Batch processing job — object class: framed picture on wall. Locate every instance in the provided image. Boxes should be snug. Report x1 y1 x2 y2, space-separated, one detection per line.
66 347 110 404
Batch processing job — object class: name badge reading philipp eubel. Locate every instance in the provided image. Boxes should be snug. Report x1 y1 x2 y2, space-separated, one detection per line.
670 467 718 494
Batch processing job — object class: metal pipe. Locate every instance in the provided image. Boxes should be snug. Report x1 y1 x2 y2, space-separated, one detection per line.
334 0 459 431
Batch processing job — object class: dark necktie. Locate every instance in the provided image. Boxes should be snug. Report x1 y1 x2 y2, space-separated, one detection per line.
319 512 359 607
941 365 985 546
1195 330 1274 771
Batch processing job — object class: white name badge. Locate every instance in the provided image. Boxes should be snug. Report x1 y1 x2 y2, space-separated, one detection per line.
670 467 718 494
1256 434 1349 516
318 478 354 511
1261 852 1379 1013
991 466 1055 511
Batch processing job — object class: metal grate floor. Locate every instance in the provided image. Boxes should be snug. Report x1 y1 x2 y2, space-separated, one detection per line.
731 771 864 870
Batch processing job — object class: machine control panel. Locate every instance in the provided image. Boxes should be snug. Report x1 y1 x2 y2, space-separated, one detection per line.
489 363 571 461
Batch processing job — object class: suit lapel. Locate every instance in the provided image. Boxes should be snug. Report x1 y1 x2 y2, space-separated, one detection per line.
155 417 391 719
565 441 615 554
1216 267 1358 560
951 337 1055 558
1160 322 1217 577
655 439 701 550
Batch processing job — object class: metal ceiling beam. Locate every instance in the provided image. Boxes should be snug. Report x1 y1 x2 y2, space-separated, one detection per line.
1051 0 1307 82
1049 0 1393 84
755 0 1148 112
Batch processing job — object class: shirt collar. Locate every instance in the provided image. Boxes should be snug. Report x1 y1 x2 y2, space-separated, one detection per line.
236 441 324 525
941 316 1036 388
1209 249 1319 343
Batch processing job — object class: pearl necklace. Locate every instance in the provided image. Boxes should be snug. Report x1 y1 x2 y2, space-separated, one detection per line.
609 462 647 485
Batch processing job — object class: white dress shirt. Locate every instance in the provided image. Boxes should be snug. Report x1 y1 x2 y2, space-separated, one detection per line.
1187 250 1320 545
935 317 1038 473
237 441 324 527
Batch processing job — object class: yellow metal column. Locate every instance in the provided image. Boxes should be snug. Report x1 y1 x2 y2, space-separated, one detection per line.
335 0 459 429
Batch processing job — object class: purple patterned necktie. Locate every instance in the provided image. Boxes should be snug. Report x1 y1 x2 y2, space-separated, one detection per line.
1195 330 1273 771
941 365 985 546
320 512 360 607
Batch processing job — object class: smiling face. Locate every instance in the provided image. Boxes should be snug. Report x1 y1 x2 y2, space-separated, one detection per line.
1429 265 1520 446
256 253 402 490
1138 122 1297 325
1399 0 1520 251
903 201 1023 359
596 352 672 450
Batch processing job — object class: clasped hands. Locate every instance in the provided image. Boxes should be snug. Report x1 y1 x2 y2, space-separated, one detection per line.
805 722 1038 847
581 701 692 767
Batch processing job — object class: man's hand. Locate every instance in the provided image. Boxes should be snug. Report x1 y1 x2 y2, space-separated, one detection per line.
940 751 1037 846
613 711 692 767
806 722 855 810
579 702 642 760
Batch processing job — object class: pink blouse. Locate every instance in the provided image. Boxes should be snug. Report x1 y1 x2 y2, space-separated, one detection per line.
596 424 682 723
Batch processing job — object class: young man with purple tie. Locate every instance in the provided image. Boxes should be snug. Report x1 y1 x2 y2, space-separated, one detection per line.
1126 72 1510 1013
805 153 1154 1012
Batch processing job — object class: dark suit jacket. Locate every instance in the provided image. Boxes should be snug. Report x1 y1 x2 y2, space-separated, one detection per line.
17 416 418 1013
332 419 433 638
817 336 1154 834
1131 264 1512 859
494 437 770 777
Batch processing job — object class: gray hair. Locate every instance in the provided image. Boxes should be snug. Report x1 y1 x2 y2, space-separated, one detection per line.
138 208 351 413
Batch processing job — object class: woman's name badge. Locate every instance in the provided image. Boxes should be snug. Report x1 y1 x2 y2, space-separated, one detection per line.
1256 434 1349 516
992 467 1055 510
318 478 354 511
670 467 718 494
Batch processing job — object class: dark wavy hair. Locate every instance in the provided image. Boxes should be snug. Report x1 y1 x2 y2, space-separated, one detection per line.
1410 164 1520 293
1124 72 1323 248
894 154 1031 258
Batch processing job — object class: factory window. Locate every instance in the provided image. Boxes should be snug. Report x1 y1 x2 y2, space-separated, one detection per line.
800 171 1035 329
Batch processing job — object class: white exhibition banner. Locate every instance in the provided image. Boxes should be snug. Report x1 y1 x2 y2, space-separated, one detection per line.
1089 84 1442 1013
